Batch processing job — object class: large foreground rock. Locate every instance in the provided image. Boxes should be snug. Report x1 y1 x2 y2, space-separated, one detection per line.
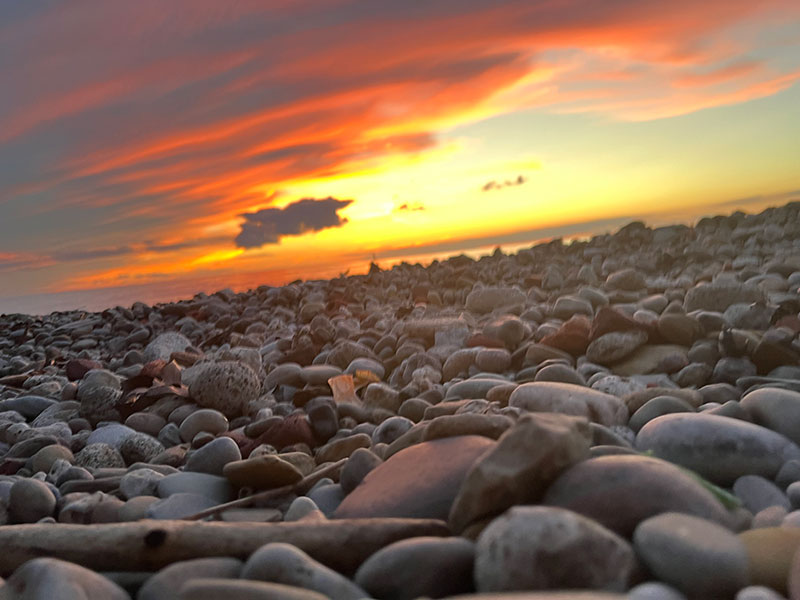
633 512 749 598
449 413 591 533
543 454 735 536
635 413 800 485
334 435 494 520
474 506 635 592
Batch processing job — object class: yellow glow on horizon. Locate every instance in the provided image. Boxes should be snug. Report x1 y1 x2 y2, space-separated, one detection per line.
190 248 245 266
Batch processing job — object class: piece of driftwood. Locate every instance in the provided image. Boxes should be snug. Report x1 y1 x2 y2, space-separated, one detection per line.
0 518 450 576
182 457 347 521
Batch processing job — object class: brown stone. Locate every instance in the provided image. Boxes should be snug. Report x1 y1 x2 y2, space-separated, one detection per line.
66 359 103 382
334 435 494 520
740 527 800 595
590 306 646 341
540 315 592 356
314 433 372 464
424 414 514 442
241 414 315 456
223 455 304 490
448 413 591 533
657 313 703 346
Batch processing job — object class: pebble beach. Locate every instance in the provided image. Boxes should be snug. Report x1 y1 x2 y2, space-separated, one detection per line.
0 202 799 599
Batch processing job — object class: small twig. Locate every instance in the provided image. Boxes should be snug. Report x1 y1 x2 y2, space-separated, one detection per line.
182 458 347 521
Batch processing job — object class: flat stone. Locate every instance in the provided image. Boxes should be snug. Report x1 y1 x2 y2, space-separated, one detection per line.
315 433 372 464
509 382 628 426
606 268 646 291
355 536 475 600
466 286 525 314
586 330 648 366
534 364 587 386
0 395 57 419
424 413 514 442
543 455 735 537
475 506 635 592
684 281 766 312
628 396 695 433
611 345 690 377
223 455 303 490
449 413 591 533
147 492 219 519
633 512 749 597
157 472 235 504
445 378 510 401
334 435 494 520
636 413 800 485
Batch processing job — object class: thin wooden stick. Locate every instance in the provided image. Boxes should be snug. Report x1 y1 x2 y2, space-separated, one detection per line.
182 458 347 521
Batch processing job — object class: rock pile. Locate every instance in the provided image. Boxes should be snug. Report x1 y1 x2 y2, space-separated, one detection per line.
0 201 799 599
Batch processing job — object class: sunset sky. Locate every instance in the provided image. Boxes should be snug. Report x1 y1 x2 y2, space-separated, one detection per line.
1 1 799 314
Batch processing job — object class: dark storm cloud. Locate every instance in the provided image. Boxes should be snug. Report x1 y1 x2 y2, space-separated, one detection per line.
235 197 353 248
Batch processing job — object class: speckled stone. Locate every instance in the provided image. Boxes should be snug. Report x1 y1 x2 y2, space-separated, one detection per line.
188 361 261 417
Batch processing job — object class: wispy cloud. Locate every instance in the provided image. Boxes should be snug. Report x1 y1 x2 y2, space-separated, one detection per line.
235 197 352 248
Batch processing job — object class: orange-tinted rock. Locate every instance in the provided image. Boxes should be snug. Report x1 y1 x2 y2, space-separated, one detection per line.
334 435 494 520
66 359 103 381
540 315 591 356
240 413 316 456
590 306 646 341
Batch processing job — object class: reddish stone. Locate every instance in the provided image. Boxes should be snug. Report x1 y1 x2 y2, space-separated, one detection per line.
334 435 495 520
466 333 506 349
170 351 203 366
240 413 316 456
0 458 26 475
0 374 28 388
776 316 800 334
65 358 103 381
589 306 646 341
140 359 167 379
540 316 591 356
